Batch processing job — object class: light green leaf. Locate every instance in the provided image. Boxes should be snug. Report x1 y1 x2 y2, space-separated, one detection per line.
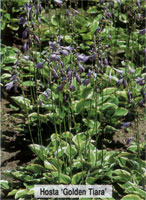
121 194 142 200
15 189 28 199
82 87 93 99
0 180 10 190
113 108 128 117
26 164 44 173
29 144 48 161
52 172 71 184
11 96 32 111
72 172 85 184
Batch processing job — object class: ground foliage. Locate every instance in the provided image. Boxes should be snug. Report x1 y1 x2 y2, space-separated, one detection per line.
1 0 146 199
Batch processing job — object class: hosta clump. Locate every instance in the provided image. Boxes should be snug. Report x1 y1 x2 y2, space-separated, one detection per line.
1 133 146 199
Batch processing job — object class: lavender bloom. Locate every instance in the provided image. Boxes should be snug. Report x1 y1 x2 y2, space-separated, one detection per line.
77 54 89 63
108 35 112 40
25 3 32 19
83 79 89 86
75 73 81 84
137 13 141 21
67 67 72 78
34 34 40 43
50 54 60 62
138 100 143 107
39 4 42 13
22 42 28 52
22 27 29 39
5 81 14 91
69 85 76 91
18 17 27 26
36 62 44 69
117 0 121 5
141 87 146 98
136 77 144 85
113 67 124 76
128 90 132 103
43 89 51 98
23 56 30 60
129 66 135 74
52 69 59 79
60 49 69 56
61 45 74 53
144 49 146 53
121 122 131 129
116 78 123 86
61 61 65 68
136 0 141 10
88 69 93 78
49 41 57 51
54 0 63 6
139 29 146 35
38 17 41 24
89 54 96 62
57 84 64 92
126 136 133 145
104 58 108 66
78 63 85 73
123 79 127 88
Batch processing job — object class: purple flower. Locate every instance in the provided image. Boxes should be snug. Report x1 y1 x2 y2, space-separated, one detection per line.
126 136 133 145
139 29 146 35
144 49 146 53
60 49 69 56
43 89 51 98
69 85 76 91
52 69 59 79
61 45 74 52
38 17 41 24
129 66 135 74
50 54 60 62
137 13 141 21
18 17 27 26
83 79 89 86
113 68 124 76
34 35 40 43
138 100 143 107
22 42 28 52
128 90 132 103
136 0 141 10
123 79 127 88
23 56 30 60
54 0 63 6
77 54 89 63
116 78 123 86
136 77 144 85
39 4 42 13
121 122 131 129
57 84 64 92
108 35 112 40
25 3 32 19
5 81 14 91
117 0 121 5
141 87 146 98
36 62 44 69
49 41 57 51
75 73 81 84
104 58 108 66
78 63 85 73
61 61 65 68
22 27 29 39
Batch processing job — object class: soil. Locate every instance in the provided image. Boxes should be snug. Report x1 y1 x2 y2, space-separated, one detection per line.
1 91 146 175
1 91 35 178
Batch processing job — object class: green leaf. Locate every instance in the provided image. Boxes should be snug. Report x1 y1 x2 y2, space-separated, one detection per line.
81 33 92 41
26 164 44 173
29 144 48 161
72 172 85 184
76 99 93 113
102 103 118 112
116 90 128 101
87 6 98 14
15 189 28 199
64 35 72 44
104 125 117 134
82 87 93 99
103 87 117 95
0 180 10 190
8 189 18 196
113 169 132 182
113 107 128 117
51 15 58 26
121 194 142 200
65 145 77 159
11 96 32 111
90 18 99 34
22 81 35 87
44 160 57 171
52 172 71 184
4 56 17 64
